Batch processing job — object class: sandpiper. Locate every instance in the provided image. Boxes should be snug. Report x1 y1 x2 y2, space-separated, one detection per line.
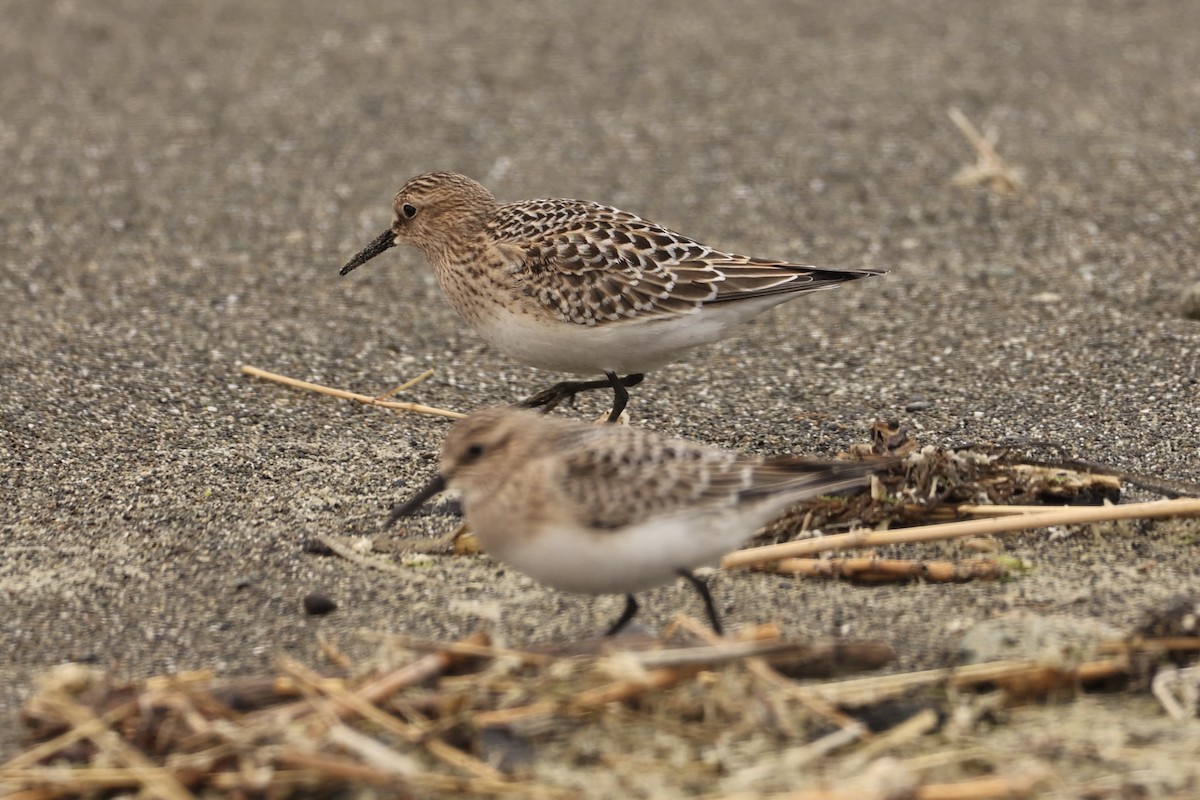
388 406 883 635
340 172 883 421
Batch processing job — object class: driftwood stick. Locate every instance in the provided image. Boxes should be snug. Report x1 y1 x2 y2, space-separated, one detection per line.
723 499 1200 569
761 557 1007 582
241 364 465 419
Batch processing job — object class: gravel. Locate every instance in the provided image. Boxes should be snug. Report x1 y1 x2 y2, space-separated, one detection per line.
2 0 1198 779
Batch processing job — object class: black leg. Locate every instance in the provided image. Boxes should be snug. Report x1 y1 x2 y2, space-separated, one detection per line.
519 373 645 421
604 371 628 422
677 569 724 636
605 594 639 636
519 376 613 413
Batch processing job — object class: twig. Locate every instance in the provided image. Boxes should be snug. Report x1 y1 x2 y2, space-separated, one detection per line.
760 556 1006 582
1045 457 1200 499
277 656 423 744
629 640 810 670
2 700 138 770
845 708 940 766
469 618 785 728
724 723 869 791
948 107 1021 195
325 724 422 775
280 655 512 783
273 749 543 796
241 364 466 419
424 738 511 784
472 663 694 729
273 749 419 785
360 631 551 666
723 757 1050 799
352 631 490 708
374 369 435 400
2 767 187 793
915 770 1052 800
723 498 1200 569
311 534 430 582
1099 636 1200 655
672 615 868 732
794 656 1132 709
957 504 1076 517
569 667 686 712
24 695 198 800
470 699 559 729
246 632 489 728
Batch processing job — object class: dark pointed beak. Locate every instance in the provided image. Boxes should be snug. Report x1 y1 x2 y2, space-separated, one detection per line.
384 473 447 530
339 228 397 276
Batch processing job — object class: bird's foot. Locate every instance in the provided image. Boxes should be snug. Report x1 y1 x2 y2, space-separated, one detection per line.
518 373 645 423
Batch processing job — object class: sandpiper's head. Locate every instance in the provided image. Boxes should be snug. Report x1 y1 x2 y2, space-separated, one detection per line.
339 172 497 276
383 406 563 528
438 406 552 489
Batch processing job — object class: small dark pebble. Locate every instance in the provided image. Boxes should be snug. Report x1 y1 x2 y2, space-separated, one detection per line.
905 399 932 412
303 593 338 616
301 538 336 556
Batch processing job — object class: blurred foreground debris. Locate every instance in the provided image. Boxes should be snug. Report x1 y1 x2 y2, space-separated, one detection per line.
7 613 1197 799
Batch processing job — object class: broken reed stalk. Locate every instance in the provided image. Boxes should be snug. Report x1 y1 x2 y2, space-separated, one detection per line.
957 504 1078 517
672 615 868 732
722 498 1200 570
279 655 511 784
271 749 558 798
23 695 198 800
2 700 138 770
913 771 1053 800
720 777 1049 800
240 364 465 419
761 557 1006 582
1099 636 1200 655
948 106 1021 195
243 632 489 730
361 632 552 666
277 656 423 744
375 369 435 399
629 640 809 670
844 707 940 765
793 656 1132 709
472 622 783 729
949 108 1007 169
470 666 688 729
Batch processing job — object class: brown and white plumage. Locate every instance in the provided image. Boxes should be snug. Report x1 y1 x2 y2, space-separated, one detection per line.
341 172 883 420
389 406 883 635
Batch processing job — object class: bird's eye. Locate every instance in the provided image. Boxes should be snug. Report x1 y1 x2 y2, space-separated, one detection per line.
464 443 485 461
401 202 418 219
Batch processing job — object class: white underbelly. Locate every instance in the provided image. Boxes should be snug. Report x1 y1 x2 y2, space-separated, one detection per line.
470 301 789 375
480 514 752 596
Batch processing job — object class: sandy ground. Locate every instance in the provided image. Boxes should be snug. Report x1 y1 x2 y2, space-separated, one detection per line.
2 0 1199 792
